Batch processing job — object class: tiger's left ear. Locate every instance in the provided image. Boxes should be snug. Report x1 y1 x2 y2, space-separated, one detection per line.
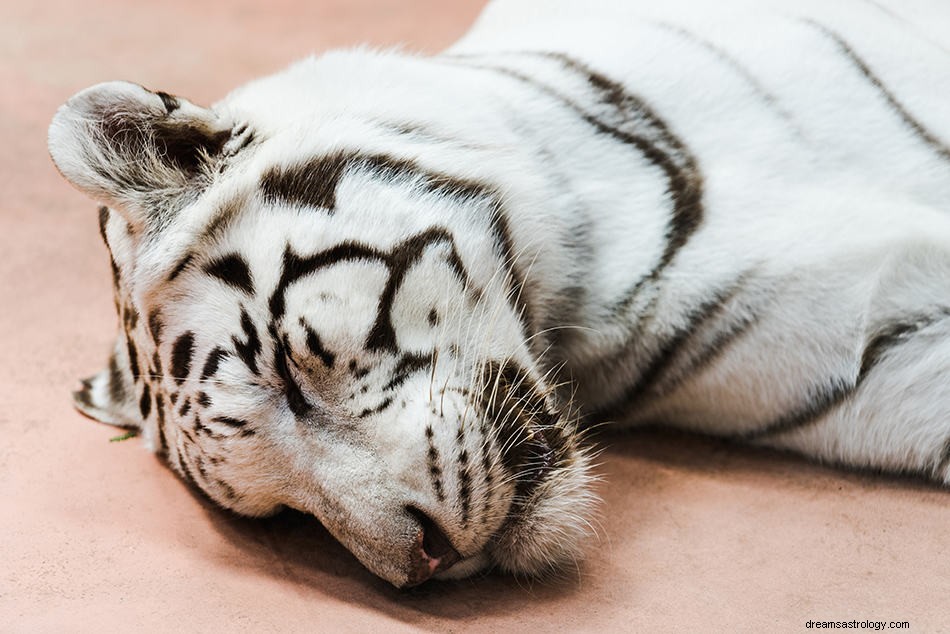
48 81 232 232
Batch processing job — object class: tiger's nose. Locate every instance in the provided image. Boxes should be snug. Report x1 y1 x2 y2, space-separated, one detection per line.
404 507 461 586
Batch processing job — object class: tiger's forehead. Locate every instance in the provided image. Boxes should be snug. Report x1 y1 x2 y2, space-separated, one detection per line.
137 147 505 288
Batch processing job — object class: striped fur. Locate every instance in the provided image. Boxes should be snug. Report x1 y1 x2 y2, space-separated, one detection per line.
48 0 950 587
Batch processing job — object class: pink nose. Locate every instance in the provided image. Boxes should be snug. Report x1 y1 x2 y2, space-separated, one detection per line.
404 507 461 587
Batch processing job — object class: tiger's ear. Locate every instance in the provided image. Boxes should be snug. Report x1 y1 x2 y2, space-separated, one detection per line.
48 81 232 232
72 346 142 431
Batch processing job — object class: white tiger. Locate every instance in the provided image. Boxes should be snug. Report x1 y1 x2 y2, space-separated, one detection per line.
48 0 950 587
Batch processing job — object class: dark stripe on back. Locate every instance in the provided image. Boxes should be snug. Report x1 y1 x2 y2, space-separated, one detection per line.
456 52 703 318
203 253 255 295
170 331 196 385
538 52 704 314
805 19 950 162
652 22 800 130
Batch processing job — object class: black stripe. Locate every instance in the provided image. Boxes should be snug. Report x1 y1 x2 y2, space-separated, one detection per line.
300 319 335 368
151 350 163 378
73 385 95 411
155 91 180 114
805 19 950 162
203 253 254 295
383 353 429 392
357 396 395 419
108 352 126 405
194 416 225 440
167 253 194 282
148 309 164 346
594 282 745 421
139 383 152 419
97 205 110 243
199 198 243 243
196 392 211 408
175 441 203 493
425 426 446 502
274 334 312 418
746 308 950 440
457 433 472 526
170 331 196 385
260 154 348 211
364 227 474 353
215 478 238 501
214 416 250 428
652 22 800 129
262 152 532 345
859 320 926 382
740 377 853 441
858 308 950 384
200 346 228 381
269 227 486 356
269 242 385 322
155 392 168 455
99 205 122 290
655 312 759 398
540 53 704 314
232 309 261 375
125 338 140 381
178 397 191 418
458 53 703 317
97 204 122 290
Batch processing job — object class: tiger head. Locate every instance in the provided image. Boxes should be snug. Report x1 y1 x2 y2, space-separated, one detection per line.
47 75 597 587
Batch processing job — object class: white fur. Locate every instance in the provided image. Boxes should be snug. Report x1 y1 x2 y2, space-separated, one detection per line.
48 0 950 587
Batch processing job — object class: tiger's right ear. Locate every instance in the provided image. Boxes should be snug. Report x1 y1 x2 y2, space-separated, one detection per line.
48 81 232 232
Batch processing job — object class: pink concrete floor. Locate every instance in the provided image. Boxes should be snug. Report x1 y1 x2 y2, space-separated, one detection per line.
2 0 948 630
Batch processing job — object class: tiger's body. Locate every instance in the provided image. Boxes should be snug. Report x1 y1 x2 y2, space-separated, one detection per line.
49 0 950 587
